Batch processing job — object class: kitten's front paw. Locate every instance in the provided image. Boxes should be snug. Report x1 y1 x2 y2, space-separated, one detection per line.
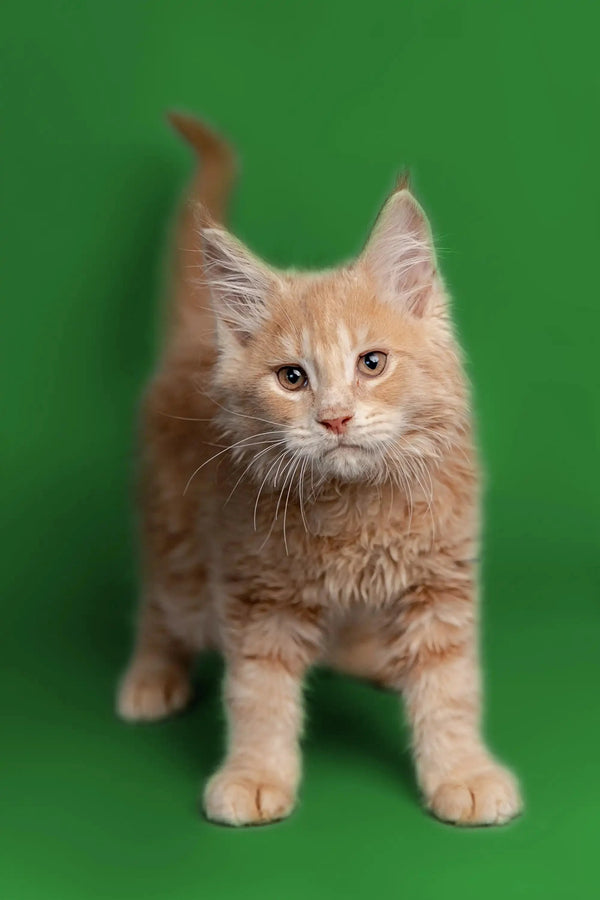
117 662 192 722
428 764 522 826
204 769 295 826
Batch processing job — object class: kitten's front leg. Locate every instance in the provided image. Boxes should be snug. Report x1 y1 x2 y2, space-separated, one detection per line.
204 600 321 827
394 579 522 826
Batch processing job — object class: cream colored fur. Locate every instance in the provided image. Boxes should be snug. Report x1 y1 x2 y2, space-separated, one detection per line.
117 112 522 827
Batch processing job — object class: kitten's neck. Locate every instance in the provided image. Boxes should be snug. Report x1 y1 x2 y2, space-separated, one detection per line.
304 473 426 538
302 436 474 540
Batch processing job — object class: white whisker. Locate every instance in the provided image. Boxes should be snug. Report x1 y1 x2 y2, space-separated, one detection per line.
297 457 310 534
253 448 290 531
224 440 288 506
282 454 302 555
183 431 284 495
191 379 285 428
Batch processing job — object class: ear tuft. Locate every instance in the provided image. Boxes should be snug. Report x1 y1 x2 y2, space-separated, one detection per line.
362 189 437 317
201 227 275 342
394 169 411 192
194 202 216 230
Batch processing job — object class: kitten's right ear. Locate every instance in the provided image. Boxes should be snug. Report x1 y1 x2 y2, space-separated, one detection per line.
201 226 277 343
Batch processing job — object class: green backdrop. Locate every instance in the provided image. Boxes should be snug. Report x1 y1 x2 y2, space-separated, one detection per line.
1 1 598 898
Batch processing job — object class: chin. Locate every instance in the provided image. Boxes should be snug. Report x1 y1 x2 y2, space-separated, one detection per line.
318 447 379 482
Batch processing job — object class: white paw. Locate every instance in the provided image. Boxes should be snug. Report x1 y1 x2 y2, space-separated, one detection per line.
428 764 522 826
204 768 295 826
116 662 192 722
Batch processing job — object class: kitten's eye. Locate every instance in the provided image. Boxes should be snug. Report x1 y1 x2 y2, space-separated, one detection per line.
358 351 388 377
277 366 308 391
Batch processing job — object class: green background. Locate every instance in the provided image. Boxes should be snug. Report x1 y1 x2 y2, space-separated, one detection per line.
1 1 598 897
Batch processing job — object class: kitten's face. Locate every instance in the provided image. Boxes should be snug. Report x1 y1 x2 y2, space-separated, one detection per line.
203 190 467 488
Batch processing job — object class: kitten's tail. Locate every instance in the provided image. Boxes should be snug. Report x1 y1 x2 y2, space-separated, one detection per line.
167 110 236 224
166 111 236 330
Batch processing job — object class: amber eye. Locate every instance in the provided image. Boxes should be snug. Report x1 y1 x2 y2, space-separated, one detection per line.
277 365 308 391
358 351 388 377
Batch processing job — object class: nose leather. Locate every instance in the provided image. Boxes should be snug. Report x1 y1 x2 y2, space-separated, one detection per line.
319 415 353 435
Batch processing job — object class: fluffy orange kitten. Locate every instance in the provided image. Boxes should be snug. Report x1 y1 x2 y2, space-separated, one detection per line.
117 113 522 827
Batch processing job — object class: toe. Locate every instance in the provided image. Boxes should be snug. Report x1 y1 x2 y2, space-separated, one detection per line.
117 664 192 722
204 771 295 826
429 765 522 826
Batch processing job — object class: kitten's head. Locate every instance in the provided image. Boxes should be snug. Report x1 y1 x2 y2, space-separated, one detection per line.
201 188 469 489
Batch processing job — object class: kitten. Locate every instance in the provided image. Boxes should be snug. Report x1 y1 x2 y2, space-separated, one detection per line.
117 112 522 827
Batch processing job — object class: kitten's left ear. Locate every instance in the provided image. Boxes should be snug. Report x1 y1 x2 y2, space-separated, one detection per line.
362 189 439 317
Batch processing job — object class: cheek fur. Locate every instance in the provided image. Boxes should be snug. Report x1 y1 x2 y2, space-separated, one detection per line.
259 380 312 429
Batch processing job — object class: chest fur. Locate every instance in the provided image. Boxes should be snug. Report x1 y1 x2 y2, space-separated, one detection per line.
217 469 475 612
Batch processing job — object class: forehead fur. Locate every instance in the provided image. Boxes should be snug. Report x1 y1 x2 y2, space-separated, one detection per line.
241 266 447 365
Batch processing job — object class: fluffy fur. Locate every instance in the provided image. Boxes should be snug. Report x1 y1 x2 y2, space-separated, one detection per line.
117 112 522 827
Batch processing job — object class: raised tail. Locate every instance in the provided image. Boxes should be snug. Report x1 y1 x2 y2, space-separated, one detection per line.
166 112 237 330
168 111 236 224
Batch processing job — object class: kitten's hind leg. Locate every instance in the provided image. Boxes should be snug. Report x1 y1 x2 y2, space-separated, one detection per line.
117 596 194 722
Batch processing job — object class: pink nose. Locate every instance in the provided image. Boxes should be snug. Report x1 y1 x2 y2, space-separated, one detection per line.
319 415 353 435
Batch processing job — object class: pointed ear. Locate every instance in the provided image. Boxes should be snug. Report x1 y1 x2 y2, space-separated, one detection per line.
201 226 277 342
362 189 438 317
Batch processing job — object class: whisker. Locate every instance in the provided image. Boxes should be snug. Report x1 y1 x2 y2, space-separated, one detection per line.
297 457 310 534
275 452 300 520
192 379 284 428
183 431 285 495
390 439 436 544
257 449 297 551
159 411 212 423
254 448 291 534
224 440 288 506
282 454 303 555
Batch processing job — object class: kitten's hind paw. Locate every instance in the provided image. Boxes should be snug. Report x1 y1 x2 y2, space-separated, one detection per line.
116 661 192 722
204 769 295 826
428 764 522 826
